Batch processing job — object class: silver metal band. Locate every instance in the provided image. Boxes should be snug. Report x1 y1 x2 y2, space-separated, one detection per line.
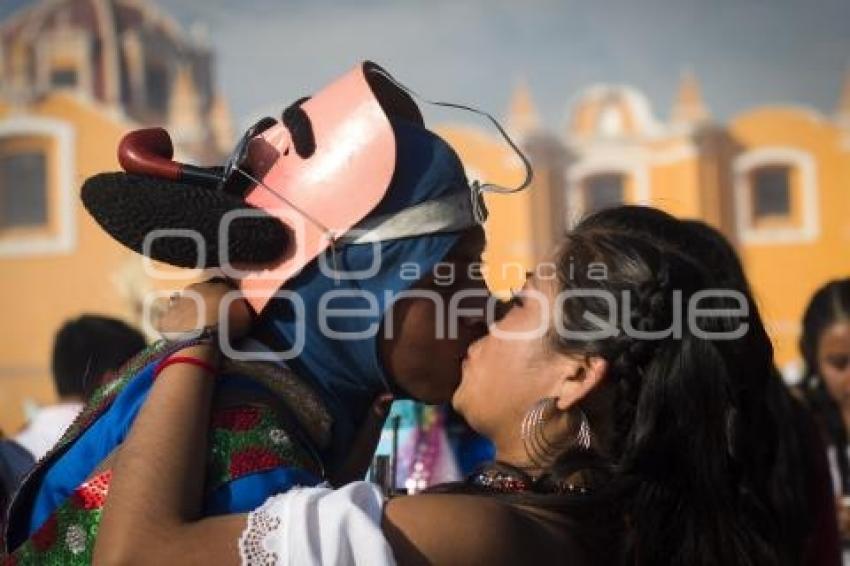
338 186 488 246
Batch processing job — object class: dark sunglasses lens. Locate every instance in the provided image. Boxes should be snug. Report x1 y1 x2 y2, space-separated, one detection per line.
220 117 277 196
248 116 278 138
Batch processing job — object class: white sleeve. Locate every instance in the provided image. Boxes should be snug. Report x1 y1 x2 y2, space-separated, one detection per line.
238 481 396 566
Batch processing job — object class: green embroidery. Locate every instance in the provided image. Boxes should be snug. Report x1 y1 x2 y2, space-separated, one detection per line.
207 406 319 491
7 500 103 564
4 344 327 563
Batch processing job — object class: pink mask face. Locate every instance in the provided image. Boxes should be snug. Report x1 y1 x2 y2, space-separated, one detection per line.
223 62 401 313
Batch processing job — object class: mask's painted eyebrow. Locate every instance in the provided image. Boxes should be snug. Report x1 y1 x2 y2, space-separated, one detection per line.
281 96 315 158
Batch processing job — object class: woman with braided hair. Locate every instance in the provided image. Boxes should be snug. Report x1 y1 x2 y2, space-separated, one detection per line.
92 205 814 565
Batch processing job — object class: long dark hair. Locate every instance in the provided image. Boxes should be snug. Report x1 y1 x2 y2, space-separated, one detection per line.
800 279 850 493
435 206 812 565
573 207 813 565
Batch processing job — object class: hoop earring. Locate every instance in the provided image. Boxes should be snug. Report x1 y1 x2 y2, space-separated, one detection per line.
520 397 593 468
574 408 592 451
520 397 557 467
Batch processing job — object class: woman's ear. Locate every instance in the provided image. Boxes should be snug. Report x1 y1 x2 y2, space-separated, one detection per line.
554 356 608 411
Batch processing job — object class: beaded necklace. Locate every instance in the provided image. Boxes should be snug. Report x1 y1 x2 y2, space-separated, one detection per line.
467 464 591 495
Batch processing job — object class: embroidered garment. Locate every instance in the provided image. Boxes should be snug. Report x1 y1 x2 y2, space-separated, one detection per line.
2 470 111 565
2 341 328 564
238 482 394 566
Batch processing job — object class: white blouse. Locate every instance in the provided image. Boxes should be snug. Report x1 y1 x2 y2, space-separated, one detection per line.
238 482 396 565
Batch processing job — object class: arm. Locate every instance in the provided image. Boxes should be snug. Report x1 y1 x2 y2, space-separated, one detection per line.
94 282 251 566
94 343 247 565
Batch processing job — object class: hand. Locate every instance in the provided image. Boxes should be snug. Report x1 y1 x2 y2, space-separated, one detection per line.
330 393 394 487
157 279 254 343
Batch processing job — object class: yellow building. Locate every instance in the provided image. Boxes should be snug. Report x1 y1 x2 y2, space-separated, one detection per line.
1 0 847 434
439 70 850 373
0 0 232 433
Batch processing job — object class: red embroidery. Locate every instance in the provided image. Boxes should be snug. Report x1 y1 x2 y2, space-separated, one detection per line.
229 448 284 478
2 554 18 566
30 515 57 552
212 407 262 431
71 469 113 510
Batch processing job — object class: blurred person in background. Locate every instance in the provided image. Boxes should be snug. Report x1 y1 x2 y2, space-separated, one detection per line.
373 402 494 494
800 279 850 550
3 315 146 533
13 315 147 462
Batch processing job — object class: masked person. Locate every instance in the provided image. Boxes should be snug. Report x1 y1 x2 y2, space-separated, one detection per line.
3 62 518 563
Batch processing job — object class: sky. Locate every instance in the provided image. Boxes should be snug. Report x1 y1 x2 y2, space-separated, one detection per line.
2 0 849 131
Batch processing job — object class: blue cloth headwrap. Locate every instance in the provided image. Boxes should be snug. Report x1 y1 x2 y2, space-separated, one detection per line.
256 118 472 468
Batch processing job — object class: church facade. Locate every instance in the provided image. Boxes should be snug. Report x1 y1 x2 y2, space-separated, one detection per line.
0 0 233 431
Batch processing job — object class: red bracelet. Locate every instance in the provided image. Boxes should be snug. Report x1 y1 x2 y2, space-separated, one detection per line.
153 355 218 381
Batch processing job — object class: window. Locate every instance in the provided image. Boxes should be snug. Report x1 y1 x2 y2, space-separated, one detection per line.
567 158 648 221
37 29 93 96
0 150 47 229
145 62 170 115
583 173 624 213
50 68 78 89
751 166 790 220
733 147 818 244
0 117 76 257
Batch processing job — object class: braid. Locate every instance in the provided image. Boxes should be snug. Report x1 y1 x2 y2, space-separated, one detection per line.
531 207 813 565
612 273 671 374
609 258 679 459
